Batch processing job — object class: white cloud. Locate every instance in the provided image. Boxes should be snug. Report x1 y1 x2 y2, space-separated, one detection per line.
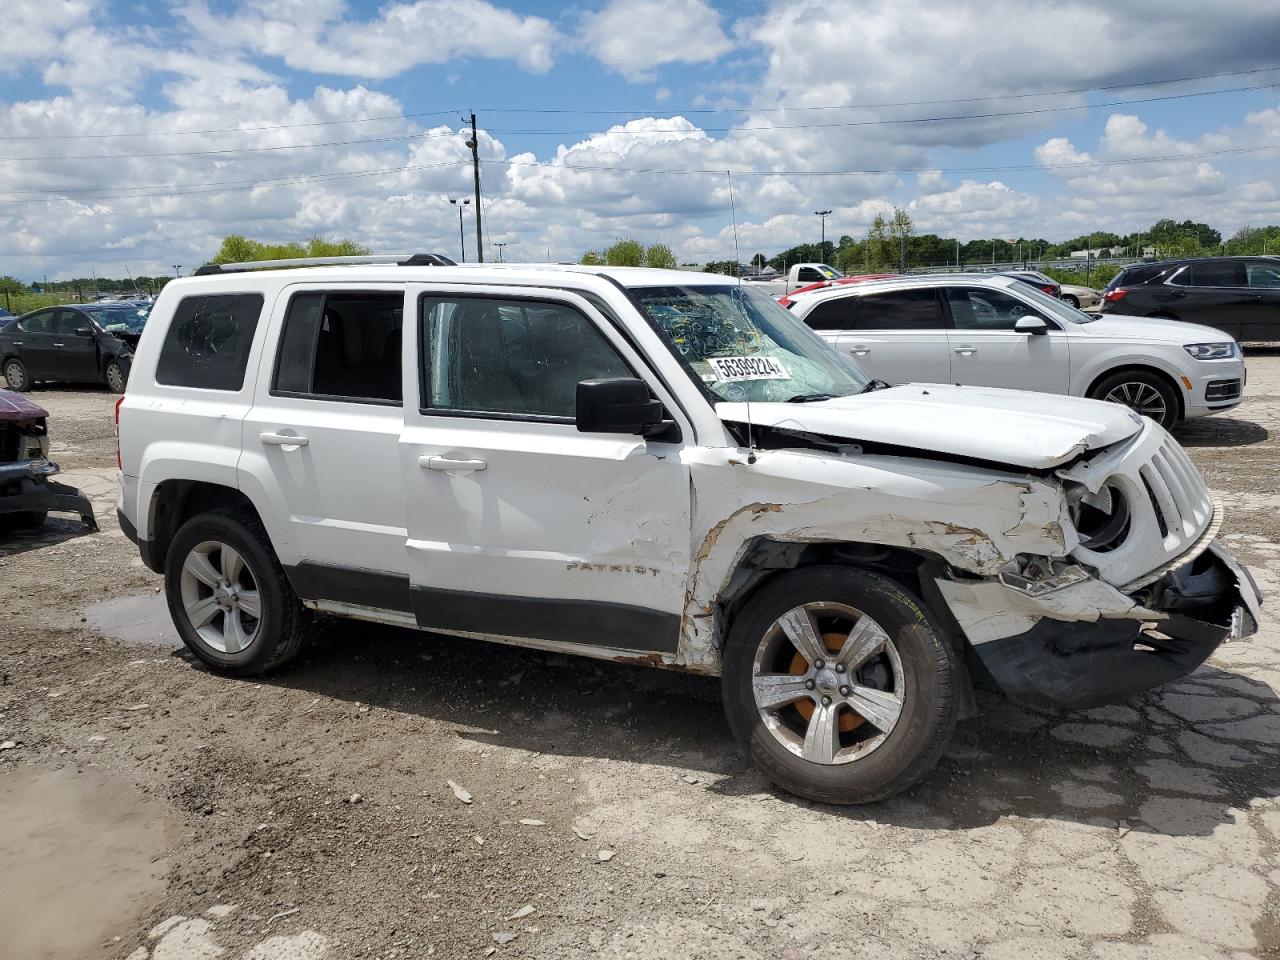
179 0 560 78
579 0 734 82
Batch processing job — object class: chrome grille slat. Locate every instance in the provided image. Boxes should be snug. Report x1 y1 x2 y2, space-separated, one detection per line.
1153 448 1192 533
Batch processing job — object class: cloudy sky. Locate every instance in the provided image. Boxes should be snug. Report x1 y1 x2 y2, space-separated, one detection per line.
1 0 1278 279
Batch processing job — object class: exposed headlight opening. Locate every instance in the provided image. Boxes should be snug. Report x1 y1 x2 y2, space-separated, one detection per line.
1183 342 1237 360
1068 481 1132 553
998 555 1094 596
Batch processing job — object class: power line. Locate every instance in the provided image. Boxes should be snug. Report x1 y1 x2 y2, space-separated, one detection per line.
2 80 1273 164
0 65 1275 145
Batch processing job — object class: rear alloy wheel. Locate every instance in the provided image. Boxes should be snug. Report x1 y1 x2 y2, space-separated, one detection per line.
164 508 304 676
722 566 959 804
104 359 126 394
1091 370 1180 429
4 357 30 392
1061 294 1080 308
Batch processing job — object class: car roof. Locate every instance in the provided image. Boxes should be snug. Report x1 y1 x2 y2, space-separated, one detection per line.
168 262 737 291
789 272 1020 304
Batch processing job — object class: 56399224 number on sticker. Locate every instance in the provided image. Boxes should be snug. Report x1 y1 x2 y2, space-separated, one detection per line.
707 356 791 383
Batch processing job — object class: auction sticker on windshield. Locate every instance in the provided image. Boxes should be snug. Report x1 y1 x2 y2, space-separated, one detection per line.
707 356 791 382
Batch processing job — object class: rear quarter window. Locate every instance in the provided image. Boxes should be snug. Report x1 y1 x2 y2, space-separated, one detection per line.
155 293 264 391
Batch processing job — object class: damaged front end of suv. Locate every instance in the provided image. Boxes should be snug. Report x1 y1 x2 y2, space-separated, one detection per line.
934 417 1260 709
0 389 97 533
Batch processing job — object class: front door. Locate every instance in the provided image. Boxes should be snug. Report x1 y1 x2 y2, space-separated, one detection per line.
52 309 102 382
400 285 692 656
943 286 1072 393
241 285 412 608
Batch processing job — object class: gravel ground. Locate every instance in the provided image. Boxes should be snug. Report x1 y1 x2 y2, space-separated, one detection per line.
2 362 1279 960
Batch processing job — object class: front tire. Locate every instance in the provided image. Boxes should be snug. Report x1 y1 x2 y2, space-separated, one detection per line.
104 359 126 394
4 357 30 392
164 508 304 676
722 566 959 804
1090 369 1180 429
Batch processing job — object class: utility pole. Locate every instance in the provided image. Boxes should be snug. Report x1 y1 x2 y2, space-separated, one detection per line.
466 113 484 262
955 238 960 269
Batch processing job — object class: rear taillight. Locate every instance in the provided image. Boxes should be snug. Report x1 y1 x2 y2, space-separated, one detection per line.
1103 288 1129 303
114 394 124 470
1041 284 1057 295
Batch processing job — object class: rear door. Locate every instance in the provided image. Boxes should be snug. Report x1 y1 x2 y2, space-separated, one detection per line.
399 284 692 656
1244 259 1280 342
943 286 1071 393
240 284 412 609
10 309 60 378
830 288 951 385
1171 260 1250 337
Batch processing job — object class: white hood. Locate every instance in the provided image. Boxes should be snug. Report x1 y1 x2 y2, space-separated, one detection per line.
1082 313 1235 344
716 384 1143 470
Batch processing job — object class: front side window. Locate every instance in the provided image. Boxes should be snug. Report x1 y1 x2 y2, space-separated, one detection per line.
156 293 264 391
948 287 1043 331
632 284 869 402
1188 261 1246 287
422 297 632 418
849 289 943 330
273 291 404 403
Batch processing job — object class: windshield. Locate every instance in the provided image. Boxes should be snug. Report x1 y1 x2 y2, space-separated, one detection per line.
1012 282 1098 324
85 304 150 333
631 284 871 402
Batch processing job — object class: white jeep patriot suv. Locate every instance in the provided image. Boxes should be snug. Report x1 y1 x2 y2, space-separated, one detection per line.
116 255 1262 803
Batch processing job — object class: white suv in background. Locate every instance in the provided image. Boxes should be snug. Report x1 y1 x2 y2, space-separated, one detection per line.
115 256 1259 805
787 274 1246 430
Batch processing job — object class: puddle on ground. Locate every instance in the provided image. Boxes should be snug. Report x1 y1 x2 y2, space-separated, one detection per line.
0 766 178 959
85 592 180 648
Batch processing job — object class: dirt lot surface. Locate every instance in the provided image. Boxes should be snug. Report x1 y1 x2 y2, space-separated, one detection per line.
2 364 1279 960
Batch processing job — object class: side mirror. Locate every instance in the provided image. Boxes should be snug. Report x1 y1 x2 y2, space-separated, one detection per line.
76 326 94 337
576 378 664 435
1014 315 1049 335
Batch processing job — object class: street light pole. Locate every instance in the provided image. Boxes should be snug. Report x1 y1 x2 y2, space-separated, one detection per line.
814 210 832 262
449 198 470 261
172 265 181 278
494 241 509 262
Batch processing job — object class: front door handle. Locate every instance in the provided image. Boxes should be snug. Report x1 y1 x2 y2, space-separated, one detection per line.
954 345 976 356
260 432 309 447
848 345 871 356
420 456 487 472
53 342 65 348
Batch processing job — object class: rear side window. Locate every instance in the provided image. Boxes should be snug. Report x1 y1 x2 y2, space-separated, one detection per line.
848 289 943 330
17 310 54 334
803 298 852 331
156 294 264 391
1187 261 1246 287
1246 260 1280 288
273 291 404 404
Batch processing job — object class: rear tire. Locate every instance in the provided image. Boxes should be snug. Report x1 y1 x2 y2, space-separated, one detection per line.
3 358 30 392
721 565 959 804
164 507 304 676
104 359 126 394
1090 369 1180 429
1061 294 1080 308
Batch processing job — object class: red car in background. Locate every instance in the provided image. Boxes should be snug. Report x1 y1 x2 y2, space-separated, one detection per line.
778 274 899 307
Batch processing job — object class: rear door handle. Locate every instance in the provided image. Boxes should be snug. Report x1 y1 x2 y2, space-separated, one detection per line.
53 342 64 348
260 432 309 447
954 345 976 356
848 345 871 356
420 456 487 472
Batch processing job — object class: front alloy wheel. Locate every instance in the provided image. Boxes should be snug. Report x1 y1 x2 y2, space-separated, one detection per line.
105 359 126 394
722 566 960 804
752 602 904 765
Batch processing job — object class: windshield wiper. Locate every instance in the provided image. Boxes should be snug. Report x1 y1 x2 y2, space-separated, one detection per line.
857 379 891 394
786 393 837 403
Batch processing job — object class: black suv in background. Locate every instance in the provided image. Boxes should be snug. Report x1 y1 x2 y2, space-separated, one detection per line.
1100 256 1280 342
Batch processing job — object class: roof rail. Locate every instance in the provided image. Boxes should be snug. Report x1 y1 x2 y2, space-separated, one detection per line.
192 253 457 276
